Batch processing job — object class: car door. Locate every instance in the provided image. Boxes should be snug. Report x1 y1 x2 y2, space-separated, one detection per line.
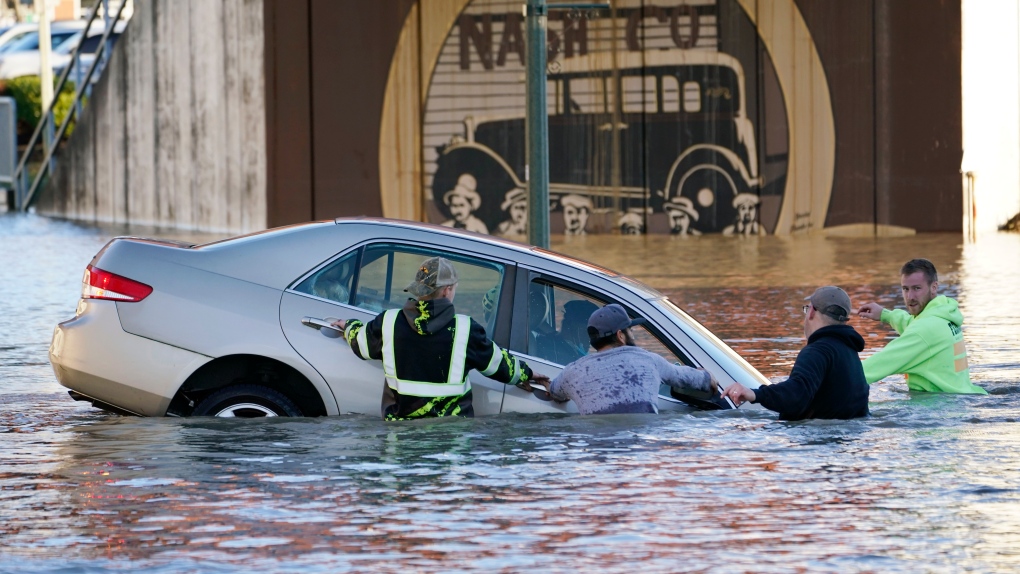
279 242 513 415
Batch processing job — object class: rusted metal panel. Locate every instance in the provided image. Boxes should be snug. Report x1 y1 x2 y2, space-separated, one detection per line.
879 0 962 232
307 0 416 220
264 0 313 227
796 0 877 229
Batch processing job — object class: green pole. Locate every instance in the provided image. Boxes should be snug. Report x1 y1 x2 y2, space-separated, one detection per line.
525 0 550 249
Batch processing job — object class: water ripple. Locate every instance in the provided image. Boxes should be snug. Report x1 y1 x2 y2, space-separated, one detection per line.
2 214 1020 572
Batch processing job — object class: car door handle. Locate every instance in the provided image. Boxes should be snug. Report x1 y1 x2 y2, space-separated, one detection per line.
301 316 343 338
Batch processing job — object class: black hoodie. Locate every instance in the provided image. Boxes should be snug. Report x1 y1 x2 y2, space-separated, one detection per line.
753 324 869 420
343 298 533 420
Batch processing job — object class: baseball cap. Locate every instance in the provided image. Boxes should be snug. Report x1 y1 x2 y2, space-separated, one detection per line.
805 286 851 322
404 256 459 299
586 303 646 342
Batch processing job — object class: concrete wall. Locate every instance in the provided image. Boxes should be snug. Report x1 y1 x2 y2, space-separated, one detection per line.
36 0 267 234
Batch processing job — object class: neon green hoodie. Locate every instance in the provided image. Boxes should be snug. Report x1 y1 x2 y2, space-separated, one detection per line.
862 295 986 394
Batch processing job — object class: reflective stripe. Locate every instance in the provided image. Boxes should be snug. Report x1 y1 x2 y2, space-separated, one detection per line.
381 309 399 376
355 322 370 358
508 356 522 385
380 311 472 398
447 315 470 386
480 342 502 376
387 378 470 398
955 356 969 373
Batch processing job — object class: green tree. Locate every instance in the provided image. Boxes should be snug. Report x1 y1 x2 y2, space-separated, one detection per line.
2 76 80 140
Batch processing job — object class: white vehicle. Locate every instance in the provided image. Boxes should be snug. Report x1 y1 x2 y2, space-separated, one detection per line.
0 20 124 81
50 218 767 417
0 23 39 54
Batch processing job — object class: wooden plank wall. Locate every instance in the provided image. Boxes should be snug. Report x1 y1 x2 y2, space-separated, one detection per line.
36 0 267 234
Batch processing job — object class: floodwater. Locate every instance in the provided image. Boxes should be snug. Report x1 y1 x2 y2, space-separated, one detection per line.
2 212 1020 573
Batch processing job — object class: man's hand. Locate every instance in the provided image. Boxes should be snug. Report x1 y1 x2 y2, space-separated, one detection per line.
698 368 719 396
331 319 347 331
520 373 550 393
856 302 885 322
722 383 755 407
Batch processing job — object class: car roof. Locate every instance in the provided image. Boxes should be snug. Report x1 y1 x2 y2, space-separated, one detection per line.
332 217 623 278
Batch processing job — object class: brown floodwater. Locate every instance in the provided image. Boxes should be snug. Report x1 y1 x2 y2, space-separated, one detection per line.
2 213 1019 573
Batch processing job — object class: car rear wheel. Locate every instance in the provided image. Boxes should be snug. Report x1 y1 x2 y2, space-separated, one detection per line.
193 384 303 417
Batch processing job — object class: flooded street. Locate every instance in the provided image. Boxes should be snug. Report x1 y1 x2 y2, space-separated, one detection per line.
2 213 1020 572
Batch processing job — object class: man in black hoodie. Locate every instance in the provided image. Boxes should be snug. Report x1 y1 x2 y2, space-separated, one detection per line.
333 256 548 420
722 286 869 420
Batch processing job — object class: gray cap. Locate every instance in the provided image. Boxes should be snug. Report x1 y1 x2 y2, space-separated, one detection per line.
404 256 459 299
587 303 646 342
806 286 852 322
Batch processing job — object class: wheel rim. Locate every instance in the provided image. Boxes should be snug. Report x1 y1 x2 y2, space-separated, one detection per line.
212 403 279 418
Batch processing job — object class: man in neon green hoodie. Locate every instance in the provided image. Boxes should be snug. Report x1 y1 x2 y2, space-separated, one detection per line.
857 258 986 394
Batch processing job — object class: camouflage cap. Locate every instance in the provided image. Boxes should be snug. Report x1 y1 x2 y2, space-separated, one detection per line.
404 256 459 299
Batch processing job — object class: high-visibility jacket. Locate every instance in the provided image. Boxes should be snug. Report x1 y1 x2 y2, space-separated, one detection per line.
343 297 534 419
863 295 986 394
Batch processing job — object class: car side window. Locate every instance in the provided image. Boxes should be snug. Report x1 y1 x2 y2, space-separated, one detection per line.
293 251 357 304
525 280 604 365
354 245 504 328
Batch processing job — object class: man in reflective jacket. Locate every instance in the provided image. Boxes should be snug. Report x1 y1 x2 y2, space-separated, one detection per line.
333 256 549 420
857 258 986 394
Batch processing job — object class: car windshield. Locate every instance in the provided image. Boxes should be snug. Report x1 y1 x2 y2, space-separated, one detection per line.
54 31 83 54
4 30 78 52
0 30 32 53
656 297 770 387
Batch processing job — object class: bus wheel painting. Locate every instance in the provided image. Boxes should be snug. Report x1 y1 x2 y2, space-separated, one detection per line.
664 147 757 233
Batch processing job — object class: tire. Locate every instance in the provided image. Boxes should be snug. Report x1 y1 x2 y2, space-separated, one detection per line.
193 384 303 418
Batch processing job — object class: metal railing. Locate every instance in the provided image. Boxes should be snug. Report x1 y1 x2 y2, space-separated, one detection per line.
13 0 129 211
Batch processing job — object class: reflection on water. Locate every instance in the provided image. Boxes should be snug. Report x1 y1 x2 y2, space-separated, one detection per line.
2 214 1020 572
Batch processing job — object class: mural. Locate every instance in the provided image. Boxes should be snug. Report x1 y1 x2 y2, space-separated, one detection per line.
377 0 835 235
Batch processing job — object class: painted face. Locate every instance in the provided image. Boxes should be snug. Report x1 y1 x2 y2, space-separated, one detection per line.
737 202 757 224
509 201 527 223
448 195 471 223
669 211 690 234
563 205 589 234
901 271 938 316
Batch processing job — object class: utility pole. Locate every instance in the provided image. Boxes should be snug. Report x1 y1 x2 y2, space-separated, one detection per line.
524 1 608 248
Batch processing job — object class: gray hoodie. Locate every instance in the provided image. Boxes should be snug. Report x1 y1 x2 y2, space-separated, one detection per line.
548 346 713 414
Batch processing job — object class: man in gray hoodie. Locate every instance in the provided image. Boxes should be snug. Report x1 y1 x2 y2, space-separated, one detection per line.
542 304 718 414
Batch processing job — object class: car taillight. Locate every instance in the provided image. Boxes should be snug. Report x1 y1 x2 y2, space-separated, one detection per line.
82 265 153 302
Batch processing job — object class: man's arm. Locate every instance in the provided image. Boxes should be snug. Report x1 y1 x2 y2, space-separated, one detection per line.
652 354 717 399
465 319 548 391
880 308 914 334
751 345 829 419
547 371 570 402
862 328 932 383
858 304 913 335
333 316 385 360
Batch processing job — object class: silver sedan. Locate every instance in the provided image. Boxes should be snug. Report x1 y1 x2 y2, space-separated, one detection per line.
49 218 766 417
